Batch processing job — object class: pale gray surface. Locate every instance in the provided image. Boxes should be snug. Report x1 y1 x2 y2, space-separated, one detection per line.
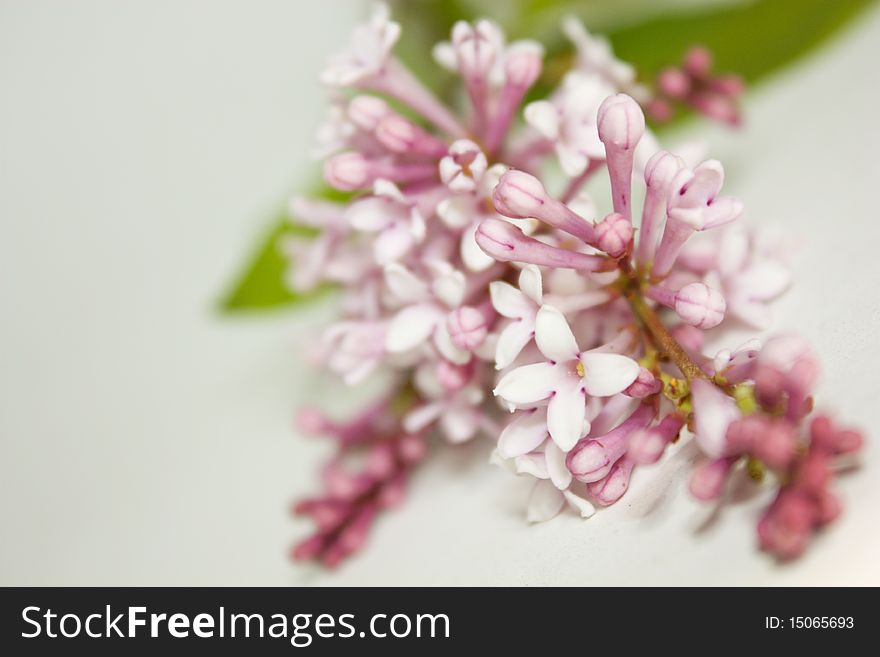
1 1 878 585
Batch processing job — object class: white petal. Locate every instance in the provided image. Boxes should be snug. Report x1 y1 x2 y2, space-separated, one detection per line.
403 402 444 433
434 323 471 364
524 101 560 140
438 196 474 229
527 479 565 523
494 362 565 405
729 297 772 330
461 222 495 272
691 378 740 458
557 143 588 178
489 281 533 319
441 407 478 444
497 408 548 458
346 197 390 231
718 226 749 276
580 352 640 397
563 488 596 518
737 262 790 301
518 265 543 306
535 305 580 363
373 178 407 203
489 448 517 473
431 265 466 308
545 440 573 489
516 453 549 479
432 41 457 71
409 207 426 243
494 320 535 370
565 193 597 221
703 196 743 229
385 304 441 353
547 376 586 452
383 263 428 303
373 223 414 264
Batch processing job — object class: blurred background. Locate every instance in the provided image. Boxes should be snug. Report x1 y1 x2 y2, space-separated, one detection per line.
1 0 879 585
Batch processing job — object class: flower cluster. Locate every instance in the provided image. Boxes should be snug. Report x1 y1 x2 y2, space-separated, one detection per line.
287 4 862 566
647 46 744 125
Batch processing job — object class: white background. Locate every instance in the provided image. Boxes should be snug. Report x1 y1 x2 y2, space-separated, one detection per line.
1 0 878 585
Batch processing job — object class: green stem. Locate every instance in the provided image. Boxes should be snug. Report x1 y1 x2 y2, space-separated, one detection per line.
624 289 708 382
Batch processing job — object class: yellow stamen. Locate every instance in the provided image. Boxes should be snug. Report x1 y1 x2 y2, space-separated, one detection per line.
575 361 585 378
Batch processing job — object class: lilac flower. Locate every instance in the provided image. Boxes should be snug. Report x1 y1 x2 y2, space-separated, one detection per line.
489 265 542 369
287 5 863 565
680 226 791 328
345 179 426 265
494 305 640 451
524 72 612 177
562 16 647 102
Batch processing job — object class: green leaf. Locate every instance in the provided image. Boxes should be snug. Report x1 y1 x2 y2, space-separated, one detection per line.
218 211 319 311
218 184 350 311
607 0 876 83
220 0 876 312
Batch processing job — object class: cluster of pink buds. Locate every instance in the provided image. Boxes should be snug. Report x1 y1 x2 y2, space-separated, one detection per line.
647 46 745 126
285 4 863 566
291 402 428 567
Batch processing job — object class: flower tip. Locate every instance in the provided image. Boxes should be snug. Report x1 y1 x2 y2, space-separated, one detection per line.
644 149 684 189
492 170 548 219
504 42 544 88
689 458 732 501
674 282 726 329
475 218 519 260
347 95 391 131
324 152 370 191
597 93 645 151
594 212 633 258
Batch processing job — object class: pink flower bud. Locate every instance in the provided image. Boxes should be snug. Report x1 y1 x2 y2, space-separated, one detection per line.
684 46 713 77
476 218 611 272
377 473 407 508
597 93 645 152
493 170 599 245
795 452 831 496
628 414 684 464
594 212 633 258
810 415 864 456
567 405 653 482
451 20 497 78
397 434 428 464
644 150 685 191
623 367 661 398
587 457 635 506
492 169 548 219
324 151 370 191
437 359 472 391
347 95 391 131
365 442 397 478
657 67 691 98
375 114 447 157
504 42 543 88
674 282 726 329
689 456 735 501
646 97 673 123
757 491 816 559
711 74 745 98
296 406 330 434
447 306 489 351
439 139 488 192
336 505 377 557
291 534 325 561
815 490 842 526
